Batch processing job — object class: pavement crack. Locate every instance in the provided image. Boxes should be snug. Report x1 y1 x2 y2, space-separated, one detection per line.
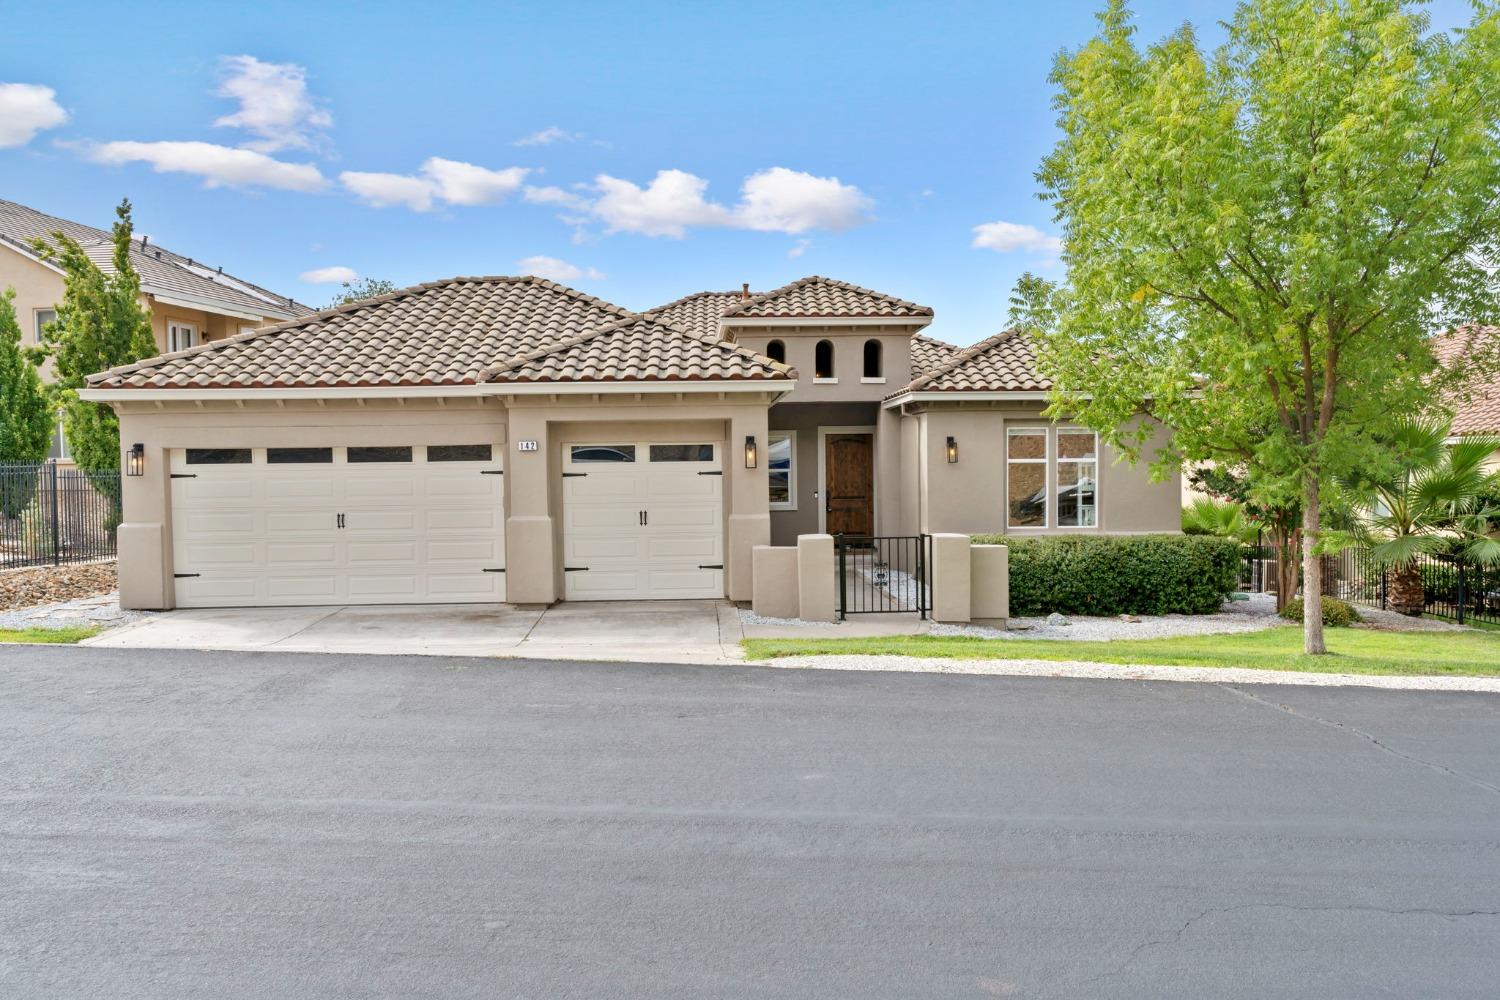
1220 684 1500 797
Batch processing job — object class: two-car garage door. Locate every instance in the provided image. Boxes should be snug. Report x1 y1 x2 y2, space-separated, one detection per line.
170 444 505 608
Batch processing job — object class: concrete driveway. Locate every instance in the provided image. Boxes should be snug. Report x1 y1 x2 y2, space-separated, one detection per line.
86 599 747 662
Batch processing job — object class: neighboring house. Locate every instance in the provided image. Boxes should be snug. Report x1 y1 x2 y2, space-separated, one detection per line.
79 274 1180 611
0 198 311 458
1434 324 1500 467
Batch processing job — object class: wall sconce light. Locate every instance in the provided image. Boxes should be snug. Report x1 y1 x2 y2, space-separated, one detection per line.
946 436 959 464
744 434 758 469
125 442 145 477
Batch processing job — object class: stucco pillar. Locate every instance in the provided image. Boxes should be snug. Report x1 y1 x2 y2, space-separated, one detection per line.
796 533 836 622
875 404 904 536
930 532 971 623
503 407 556 605
970 544 1009 623
727 406 771 602
116 415 172 610
751 546 799 619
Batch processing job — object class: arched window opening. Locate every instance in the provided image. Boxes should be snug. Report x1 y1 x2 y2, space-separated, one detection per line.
863 339 883 379
766 339 786 364
815 339 835 379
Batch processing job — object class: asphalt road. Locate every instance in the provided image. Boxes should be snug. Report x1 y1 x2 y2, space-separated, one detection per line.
2 647 1498 999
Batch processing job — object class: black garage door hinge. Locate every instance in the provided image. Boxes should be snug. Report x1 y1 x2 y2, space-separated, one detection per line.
562 472 586 478
483 567 506 573
563 566 589 572
480 469 504 475
698 564 723 570
697 470 723 476
174 573 200 578
170 473 196 479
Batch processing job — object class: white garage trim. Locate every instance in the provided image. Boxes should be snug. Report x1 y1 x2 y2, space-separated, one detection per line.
169 444 505 608
561 441 725 601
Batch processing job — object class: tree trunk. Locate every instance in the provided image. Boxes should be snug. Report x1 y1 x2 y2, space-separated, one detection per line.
1273 526 1300 614
1388 561 1425 616
1302 479 1326 654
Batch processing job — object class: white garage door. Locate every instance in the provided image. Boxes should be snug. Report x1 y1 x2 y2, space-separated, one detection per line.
170 444 505 608
562 442 724 601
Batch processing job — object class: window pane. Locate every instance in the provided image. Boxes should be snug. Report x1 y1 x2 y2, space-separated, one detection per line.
766 340 786 364
428 444 492 462
769 471 791 505
570 445 635 463
267 447 332 464
649 444 714 462
768 435 792 470
1057 460 1098 527
186 448 252 465
1008 462 1047 527
1008 429 1046 460
347 446 412 463
1058 431 1096 460
815 340 834 379
35 309 56 344
863 339 882 378
768 433 793 507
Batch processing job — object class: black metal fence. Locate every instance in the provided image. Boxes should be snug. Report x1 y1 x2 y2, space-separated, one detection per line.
835 534 932 619
0 462 120 570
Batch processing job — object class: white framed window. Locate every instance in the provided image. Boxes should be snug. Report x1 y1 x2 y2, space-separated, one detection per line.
167 321 198 352
768 430 796 510
1056 429 1098 527
34 308 57 345
1006 428 1048 528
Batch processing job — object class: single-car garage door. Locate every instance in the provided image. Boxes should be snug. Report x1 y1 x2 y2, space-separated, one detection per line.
562 442 724 600
170 444 505 608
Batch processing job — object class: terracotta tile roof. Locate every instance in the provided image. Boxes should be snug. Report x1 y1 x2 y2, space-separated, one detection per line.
721 275 932 320
87 276 791 391
1435 325 1500 434
910 333 958 375
0 198 310 321
897 329 1049 394
649 290 759 339
484 313 794 384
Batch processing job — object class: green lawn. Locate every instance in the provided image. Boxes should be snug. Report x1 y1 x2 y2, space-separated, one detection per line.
742 625 1500 677
0 625 101 645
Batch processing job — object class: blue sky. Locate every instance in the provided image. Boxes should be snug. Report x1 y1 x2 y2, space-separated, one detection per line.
1 0 1478 346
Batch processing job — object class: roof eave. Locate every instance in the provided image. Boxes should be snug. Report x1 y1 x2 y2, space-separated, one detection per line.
80 377 797 403
719 314 933 329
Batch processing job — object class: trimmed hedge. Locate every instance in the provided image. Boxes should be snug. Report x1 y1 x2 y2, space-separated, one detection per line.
972 533 1242 617
1279 596 1362 627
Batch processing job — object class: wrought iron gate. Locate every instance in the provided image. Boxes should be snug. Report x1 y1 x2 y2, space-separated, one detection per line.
835 534 932 619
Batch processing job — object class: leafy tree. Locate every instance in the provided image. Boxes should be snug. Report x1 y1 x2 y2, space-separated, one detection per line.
0 287 53 517
1188 464 1302 610
1015 0 1500 652
326 277 397 308
32 198 156 502
1332 416 1500 614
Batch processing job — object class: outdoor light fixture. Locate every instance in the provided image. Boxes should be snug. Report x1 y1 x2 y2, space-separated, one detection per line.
744 434 758 469
946 436 959 464
125 442 145 477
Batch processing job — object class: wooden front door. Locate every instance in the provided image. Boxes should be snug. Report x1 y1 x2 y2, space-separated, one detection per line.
825 433 874 536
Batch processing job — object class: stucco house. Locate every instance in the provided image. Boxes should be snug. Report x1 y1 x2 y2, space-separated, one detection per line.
0 198 310 457
1434 325 1500 467
78 274 1180 611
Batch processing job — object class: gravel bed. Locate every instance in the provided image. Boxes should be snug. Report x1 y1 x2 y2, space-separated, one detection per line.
0 562 118 612
0 590 152 632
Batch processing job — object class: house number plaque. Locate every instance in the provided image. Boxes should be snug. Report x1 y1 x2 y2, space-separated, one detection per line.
517 440 539 452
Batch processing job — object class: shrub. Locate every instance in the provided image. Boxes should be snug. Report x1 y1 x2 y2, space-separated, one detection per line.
972 533 1241 617
1278 596 1362 627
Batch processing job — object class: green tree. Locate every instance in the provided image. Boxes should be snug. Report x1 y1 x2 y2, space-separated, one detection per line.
1333 416 1500 614
326 277 396 308
0 287 54 517
32 198 156 499
1188 463 1303 610
1017 0 1500 653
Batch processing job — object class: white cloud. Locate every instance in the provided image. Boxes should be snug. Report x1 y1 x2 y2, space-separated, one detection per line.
546 167 873 239
733 167 871 234
514 126 580 147
214 55 331 153
517 255 604 283
0 83 68 148
89 140 327 191
788 238 813 259
299 265 357 284
341 157 530 211
971 221 1062 254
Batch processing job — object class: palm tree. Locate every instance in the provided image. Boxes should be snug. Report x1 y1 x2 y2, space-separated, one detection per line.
1181 496 1260 545
1337 417 1500 615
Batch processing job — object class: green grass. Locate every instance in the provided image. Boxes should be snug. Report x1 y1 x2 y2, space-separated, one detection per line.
742 625 1500 677
0 625 101 645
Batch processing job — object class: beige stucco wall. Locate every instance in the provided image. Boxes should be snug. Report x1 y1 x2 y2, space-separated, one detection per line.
896 402 1181 537
729 323 921 404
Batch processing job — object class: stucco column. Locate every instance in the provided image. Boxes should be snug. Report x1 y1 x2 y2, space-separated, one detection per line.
970 544 1009 623
116 413 171 610
930 532 971 623
503 407 556 605
726 405 771 602
796 533 837 622
875 404 904 536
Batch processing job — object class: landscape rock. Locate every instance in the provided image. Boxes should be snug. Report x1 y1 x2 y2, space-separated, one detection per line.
0 562 117 612
1046 612 1069 626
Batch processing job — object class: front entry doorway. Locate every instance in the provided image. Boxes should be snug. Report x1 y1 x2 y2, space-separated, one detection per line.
822 430 874 536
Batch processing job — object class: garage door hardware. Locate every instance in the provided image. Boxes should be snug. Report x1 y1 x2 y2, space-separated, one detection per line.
564 566 588 572
637 510 650 525
697 470 723 476
336 513 345 529
482 567 506 573
562 472 586 478
170 473 197 479
480 469 504 475
698 564 723 570
174 573 200 579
